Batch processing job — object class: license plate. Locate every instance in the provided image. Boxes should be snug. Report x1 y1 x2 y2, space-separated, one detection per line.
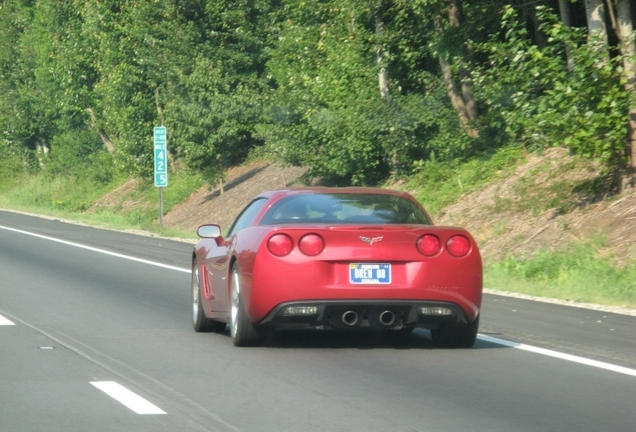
349 263 391 284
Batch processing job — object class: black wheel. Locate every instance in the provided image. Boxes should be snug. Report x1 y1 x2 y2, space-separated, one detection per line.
230 263 261 346
192 260 226 333
431 316 479 348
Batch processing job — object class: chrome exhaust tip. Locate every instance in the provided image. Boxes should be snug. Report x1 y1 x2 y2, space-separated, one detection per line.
379 310 396 326
342 310 359 326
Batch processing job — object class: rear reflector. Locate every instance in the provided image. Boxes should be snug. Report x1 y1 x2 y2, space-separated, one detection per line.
267 234 293 256
419 307 454 316
283 306 319 316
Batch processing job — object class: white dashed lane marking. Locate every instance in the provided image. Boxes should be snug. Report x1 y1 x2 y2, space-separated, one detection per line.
90 381 166 415
0 314 15 325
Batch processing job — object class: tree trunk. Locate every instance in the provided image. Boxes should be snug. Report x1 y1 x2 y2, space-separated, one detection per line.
436 0 479 137
439 56 478 138
629 106 636 181
154 88 175 165
448 0 478 122
36 138 50 167
375 12 391 103
459 60 479 122
615 0 636 88
86 107 115 154
558 0 574 27
155 88 165 126
375 9 399 174
558 0 575 71
584 0 610 62
530 7 547 48
614 0 636 181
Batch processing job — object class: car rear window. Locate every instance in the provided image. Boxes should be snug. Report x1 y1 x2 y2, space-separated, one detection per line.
259 193 431 225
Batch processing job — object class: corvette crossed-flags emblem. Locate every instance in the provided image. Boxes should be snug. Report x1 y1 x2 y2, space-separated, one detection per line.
360 236 384 245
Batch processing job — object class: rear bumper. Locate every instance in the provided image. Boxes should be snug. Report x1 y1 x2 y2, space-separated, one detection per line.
258 300 474 330
248 253 482 325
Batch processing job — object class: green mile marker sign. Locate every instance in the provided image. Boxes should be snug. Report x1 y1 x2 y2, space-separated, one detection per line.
153 126 168 187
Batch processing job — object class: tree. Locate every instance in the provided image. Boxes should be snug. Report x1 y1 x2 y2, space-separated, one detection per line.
0 1 40 173
0 1 59 164
410 0 481 138
76 0 205 176
473 6 628 166
166 0 273 183
611 0 636 182
584 0 610 62
374 1 391 102
557 0 574 71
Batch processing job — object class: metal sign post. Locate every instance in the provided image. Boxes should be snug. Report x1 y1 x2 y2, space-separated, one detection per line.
153 126 168 226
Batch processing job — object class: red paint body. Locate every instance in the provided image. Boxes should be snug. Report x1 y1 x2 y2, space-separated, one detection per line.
193 188 482 329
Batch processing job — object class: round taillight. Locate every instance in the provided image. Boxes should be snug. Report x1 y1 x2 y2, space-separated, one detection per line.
417 234 441 256
447 235 470 257
267 234 293 256
299 234 324 256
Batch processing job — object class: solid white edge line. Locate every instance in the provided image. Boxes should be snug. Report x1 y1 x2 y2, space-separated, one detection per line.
0 314 15 325
90 381 166 415
478 334 636 378
0 224 190 273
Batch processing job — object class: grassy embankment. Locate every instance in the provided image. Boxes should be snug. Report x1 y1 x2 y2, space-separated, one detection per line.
405 146 636 309
1 145 634 309
0 165 203 239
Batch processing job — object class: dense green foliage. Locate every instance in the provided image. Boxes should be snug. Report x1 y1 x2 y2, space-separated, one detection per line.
474 6 629 165
2 0 633 187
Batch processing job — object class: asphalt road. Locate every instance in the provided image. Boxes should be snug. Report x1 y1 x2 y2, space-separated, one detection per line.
1 210 635 432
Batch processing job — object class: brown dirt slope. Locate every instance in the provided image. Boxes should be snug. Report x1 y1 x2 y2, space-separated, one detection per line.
163 162 307 233
436 148 636 265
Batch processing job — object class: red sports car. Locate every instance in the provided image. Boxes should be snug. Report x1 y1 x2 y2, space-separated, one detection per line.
191 187 482 347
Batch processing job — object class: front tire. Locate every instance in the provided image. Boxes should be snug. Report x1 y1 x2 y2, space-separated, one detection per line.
192 260 226 333
431 316 479 348
230 263 261 346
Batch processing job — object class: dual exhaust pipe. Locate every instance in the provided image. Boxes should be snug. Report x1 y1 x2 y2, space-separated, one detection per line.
340 309 397 327
342 310 360 326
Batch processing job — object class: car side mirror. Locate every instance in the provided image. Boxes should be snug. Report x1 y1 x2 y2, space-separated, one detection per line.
197 224 222 239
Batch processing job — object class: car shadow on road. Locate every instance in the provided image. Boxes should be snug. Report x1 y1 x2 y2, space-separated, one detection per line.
247 328 510 350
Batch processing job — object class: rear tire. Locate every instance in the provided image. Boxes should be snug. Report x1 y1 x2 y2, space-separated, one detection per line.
230 263 261 346
192 260 226 333
431 316 479 348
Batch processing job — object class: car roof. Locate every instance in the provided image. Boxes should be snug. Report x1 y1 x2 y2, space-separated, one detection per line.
255 187 415 200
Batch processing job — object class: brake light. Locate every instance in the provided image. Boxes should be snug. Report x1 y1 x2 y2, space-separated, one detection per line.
447 235 470 257
299 234 324 256
417 234 441 256
267 234 293 256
